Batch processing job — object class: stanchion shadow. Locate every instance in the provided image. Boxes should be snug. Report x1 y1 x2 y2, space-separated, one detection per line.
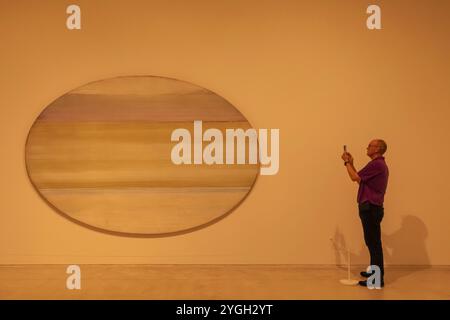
331 227 368 277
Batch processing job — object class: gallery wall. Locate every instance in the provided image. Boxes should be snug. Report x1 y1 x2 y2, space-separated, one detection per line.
1 0 449 265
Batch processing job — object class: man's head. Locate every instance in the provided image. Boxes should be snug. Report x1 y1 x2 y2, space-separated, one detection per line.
367 139 387 158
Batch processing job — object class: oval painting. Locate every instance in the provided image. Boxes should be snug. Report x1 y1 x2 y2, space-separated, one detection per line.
25 76 259 235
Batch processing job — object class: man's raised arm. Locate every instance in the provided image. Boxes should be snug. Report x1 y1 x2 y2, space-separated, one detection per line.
342 153 361 183
345 162 361 183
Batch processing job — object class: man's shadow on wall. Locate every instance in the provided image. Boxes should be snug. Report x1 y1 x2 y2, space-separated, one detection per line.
332 215 430 284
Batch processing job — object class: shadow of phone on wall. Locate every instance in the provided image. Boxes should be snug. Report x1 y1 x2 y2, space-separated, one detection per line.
332 214 430 284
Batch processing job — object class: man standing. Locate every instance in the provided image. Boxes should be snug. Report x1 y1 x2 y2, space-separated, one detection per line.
341 139 389 288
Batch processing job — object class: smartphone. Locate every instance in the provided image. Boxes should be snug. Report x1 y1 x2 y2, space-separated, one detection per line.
343 145 347 153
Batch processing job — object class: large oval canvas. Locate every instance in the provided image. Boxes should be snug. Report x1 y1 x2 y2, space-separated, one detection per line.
25 76 259 235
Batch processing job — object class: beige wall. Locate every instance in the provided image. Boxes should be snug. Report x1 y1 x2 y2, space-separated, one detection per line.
1 0 449 265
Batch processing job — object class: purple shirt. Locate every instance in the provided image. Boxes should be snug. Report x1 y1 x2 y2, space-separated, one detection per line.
357 156 389 206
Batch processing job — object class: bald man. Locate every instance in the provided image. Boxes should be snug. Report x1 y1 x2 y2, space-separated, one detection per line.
341 139 389 288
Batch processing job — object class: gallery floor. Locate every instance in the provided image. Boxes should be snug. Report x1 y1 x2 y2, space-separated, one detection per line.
1 264 449 300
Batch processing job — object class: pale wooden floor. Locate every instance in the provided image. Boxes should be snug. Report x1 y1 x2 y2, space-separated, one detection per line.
1 264 449 300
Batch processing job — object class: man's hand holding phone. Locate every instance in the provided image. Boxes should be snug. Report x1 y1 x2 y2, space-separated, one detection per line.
341 145 354 165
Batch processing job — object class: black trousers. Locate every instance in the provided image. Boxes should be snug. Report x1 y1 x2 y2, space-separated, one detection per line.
358 201 384 278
